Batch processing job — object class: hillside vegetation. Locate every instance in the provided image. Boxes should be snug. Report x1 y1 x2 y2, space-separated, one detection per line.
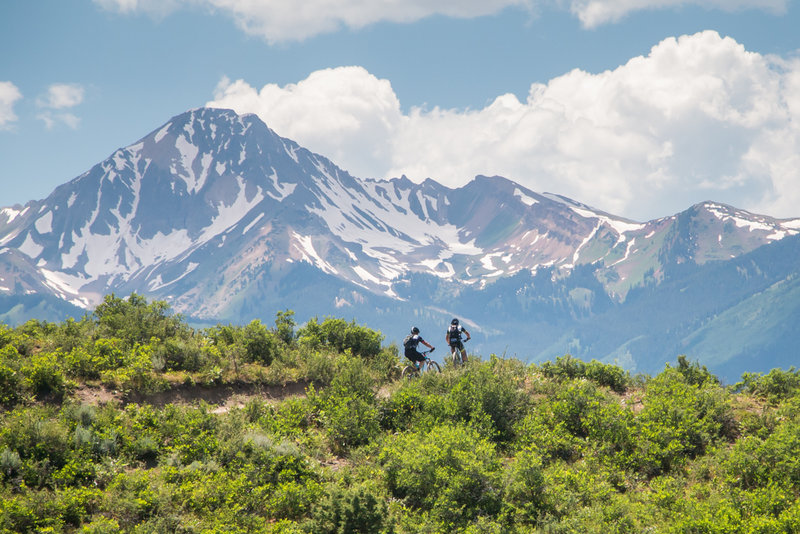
1 294 800 533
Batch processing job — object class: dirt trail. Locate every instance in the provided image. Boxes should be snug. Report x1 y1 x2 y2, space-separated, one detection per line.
73 381 311 413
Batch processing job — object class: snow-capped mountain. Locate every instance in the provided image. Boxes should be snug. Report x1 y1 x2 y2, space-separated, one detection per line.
2 107 799 379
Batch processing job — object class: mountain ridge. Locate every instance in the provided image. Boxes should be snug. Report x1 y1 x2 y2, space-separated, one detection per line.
1 107 799 380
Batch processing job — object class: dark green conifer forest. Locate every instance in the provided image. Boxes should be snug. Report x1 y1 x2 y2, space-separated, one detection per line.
1 293 799 532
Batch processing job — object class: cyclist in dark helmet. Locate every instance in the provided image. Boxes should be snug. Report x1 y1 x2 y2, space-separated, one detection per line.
403 326 434 372
446 318 471 364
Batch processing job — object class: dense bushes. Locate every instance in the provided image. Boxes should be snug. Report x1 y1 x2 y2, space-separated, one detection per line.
380 423 503 526
297 317 383 359
2 296 800 532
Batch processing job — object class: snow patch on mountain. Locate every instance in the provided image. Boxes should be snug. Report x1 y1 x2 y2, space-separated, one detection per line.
417 258 456 278
19 233 43 258
572 223 601 265
243 213 265 234
543 192 644 235
292 232 338 275
35 212 53 234
154 122 172 143
706 203 800 240
514 188 538 206
200 178 263 241
148 262 200 291
1 207 23 224
353 265 382 285
174 135 201 192
40 268 91 308
267 168 297 200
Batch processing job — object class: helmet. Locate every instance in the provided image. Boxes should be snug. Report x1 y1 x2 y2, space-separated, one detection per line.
451 318 459 325
411 326 420 334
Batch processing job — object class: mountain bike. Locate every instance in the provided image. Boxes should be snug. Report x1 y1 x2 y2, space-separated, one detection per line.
449 339 469 367
401 349 440 378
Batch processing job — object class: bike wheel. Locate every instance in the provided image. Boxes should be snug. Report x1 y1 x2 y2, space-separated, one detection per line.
427 361 441 373
401 365 420 379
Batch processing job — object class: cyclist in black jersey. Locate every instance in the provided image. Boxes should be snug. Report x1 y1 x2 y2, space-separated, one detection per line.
403 326 435 371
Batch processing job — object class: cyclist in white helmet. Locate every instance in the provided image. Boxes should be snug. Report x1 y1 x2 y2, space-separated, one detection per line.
446 318 471 364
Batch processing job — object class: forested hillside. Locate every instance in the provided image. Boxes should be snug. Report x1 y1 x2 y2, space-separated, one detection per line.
1 294 799 533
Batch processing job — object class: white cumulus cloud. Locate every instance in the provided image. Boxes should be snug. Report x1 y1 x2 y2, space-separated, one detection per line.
570 0 788 28
94 0 530 41
38 83 85 110
210 67 402 178
93 0 786 41
0 81 23 130
36 83 85 130
207 31 800 221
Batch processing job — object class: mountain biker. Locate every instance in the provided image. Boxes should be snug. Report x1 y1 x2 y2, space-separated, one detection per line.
446 318 471 364
403 327 434 371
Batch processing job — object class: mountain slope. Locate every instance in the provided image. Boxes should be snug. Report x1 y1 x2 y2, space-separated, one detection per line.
2 107 799 379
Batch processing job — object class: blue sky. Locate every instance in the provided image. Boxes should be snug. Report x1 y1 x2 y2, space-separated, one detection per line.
2 0 799 221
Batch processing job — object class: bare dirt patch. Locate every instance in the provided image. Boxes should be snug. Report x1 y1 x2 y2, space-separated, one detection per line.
71 381 311 411
73 385 123 405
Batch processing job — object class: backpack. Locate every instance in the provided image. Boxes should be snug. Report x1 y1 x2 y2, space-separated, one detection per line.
403 334 415 349
448 325 461 344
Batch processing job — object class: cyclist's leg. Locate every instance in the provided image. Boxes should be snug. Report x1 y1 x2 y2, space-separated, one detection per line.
404 349 421 371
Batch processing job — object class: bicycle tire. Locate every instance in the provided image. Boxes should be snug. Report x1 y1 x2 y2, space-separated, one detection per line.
401 365 420 379
427 361 441 373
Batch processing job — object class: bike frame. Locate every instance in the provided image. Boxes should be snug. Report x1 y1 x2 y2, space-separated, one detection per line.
449 338 468 365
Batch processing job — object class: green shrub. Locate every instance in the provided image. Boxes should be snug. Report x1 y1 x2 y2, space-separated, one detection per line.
270 397 313 438
98 343 163 393
22 351 67 400
538 460 615 521
380 423 502 526
316 393 379 455
514 379 633 466
502 446 546 525
157 404 219 465
723 417 800 490
0 345 22 406
104 470 159 528
274 310 296 345
49 317 92 353
7 319 46 356
303 350 336 385
93 292 186 347
297 317 383 359
537 355 630 393
309 483 388 534
514 410 585 463
0 446 22 480
379 380 428 432
736 367 800 402
442 358 528 444
629 366 733 476
243 320 278 365
152 335 205 372
674 354 719 386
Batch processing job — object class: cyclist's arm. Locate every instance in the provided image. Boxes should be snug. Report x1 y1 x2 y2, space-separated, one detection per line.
421 339 434 350
463 328 471 341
